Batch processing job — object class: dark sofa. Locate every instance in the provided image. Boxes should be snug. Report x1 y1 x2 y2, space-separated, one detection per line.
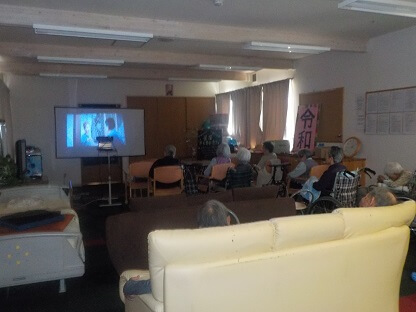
106 186 296 274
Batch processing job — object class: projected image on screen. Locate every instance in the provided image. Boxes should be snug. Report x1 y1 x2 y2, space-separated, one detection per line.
55 107 145 158
67 113 126 148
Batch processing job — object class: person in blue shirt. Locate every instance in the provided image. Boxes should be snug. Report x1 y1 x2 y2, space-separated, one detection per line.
81 122 95 146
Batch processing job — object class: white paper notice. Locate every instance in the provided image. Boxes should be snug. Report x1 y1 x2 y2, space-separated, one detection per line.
356 96 365 131
403 112 416 134
391 90 405 112
405 89 416 112
365 114 377 134
377 113 390 134
377 92 391 113
389 113 403 134
366 93 378 113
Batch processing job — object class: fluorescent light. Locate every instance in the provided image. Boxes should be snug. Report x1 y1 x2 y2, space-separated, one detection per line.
168 77 221 82
39 73 107 79
198 64 261 72
37 56 124 66
244 42 331 54
338 0 416 18
33 24 153 42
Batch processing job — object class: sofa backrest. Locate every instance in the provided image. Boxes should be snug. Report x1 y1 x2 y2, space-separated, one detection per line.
148 201 415 310
232 185 279 201
186 191 233 206
129 193 187 212
148 221 275 302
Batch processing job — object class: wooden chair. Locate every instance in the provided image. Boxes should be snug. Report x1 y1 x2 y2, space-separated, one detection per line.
197 163 235 193
124 160 156 201
287 164 329 196
150 166 184 197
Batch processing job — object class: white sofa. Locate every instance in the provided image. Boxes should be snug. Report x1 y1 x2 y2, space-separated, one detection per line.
120 200 415 312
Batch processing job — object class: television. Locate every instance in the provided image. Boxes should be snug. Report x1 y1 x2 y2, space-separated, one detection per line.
55 107 145 158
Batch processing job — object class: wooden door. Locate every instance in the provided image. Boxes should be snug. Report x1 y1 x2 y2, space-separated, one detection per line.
299 88 343 143
186 97 215 130
157 97 187 158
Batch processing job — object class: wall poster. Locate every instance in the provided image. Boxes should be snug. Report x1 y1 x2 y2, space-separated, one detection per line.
293 104 320 152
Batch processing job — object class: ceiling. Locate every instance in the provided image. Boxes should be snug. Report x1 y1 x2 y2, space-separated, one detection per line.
0 0 415 81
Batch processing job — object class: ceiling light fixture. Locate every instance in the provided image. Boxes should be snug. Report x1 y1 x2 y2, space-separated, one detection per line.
33 24 153 42
168 77 221 82
338 0 416 18
197 64 260 72
37 56 125 66
244 41 331 54
39 73 108 79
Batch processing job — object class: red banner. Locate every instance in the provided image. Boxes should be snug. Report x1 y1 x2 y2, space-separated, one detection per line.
293 105 319 152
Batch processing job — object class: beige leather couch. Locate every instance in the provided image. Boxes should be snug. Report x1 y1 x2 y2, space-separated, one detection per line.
119 200 415 312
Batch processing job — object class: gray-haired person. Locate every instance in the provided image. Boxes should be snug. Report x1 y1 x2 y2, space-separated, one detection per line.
204 143 232 176
288 149 318 188
123 200 231 298
226 148 253 189
377 162 412 188
149 144 180 179
359 187 397 207
301 146 346 202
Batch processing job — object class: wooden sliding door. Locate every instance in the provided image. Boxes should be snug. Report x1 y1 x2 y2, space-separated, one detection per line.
127 96 214 162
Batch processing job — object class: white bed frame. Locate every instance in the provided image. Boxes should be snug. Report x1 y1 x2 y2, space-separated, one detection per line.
0 185 85 293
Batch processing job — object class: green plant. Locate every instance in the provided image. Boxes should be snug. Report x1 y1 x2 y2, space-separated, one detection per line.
0 155 18 186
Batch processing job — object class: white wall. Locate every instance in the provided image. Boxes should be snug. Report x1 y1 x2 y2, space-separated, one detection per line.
293 25 416 184
3 74 217 186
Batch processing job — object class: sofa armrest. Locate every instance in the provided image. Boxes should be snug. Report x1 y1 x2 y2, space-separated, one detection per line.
120 270 150 303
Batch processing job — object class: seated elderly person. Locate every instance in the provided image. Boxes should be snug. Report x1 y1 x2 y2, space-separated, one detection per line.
149 144 181 178
288 149 318 188
226 147 253 189
122 200 231 298
377 162 412 188
359 187 397 207
204 143 231 176
149 144 181 188
254 142 277 171
301 146 346 202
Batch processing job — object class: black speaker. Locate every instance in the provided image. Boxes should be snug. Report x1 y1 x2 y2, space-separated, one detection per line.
15 139 26 179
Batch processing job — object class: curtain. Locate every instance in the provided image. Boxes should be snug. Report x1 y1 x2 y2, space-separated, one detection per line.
262 79 289 141
215 93 230 114
246 86 262 149
0 81 13 157
230 89 248 147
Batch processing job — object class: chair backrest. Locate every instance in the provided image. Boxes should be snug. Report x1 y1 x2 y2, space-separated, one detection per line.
129 160 155 178
210 163 235 181
153 166 184 184
331 170 360 207
310 164 329 179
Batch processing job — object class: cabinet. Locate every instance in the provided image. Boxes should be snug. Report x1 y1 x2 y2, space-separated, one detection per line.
127 96 215 162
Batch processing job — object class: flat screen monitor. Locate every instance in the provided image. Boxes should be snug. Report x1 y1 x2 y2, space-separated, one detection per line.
55 107 145 158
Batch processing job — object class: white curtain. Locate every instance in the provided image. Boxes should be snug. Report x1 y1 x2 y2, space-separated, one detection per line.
246 86 262 149
230 89 248 147
262 79 289 141
0 81 13 157
215 93 230 115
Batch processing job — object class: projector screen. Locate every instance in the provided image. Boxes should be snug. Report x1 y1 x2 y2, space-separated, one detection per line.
55 107 145 158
